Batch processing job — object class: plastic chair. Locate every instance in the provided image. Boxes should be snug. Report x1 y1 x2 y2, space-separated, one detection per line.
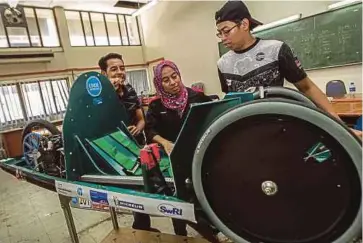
326 80 347 98
354 116 362 131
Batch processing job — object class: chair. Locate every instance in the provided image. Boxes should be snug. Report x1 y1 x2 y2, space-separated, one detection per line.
354 116 362 131
326 80 347 98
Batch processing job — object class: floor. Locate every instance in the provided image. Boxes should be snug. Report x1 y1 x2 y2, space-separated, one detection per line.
0 169 201 243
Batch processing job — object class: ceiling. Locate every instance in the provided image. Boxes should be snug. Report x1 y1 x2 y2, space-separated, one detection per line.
0 0 150 14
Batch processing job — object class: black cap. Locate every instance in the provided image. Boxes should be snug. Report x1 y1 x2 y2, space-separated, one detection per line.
215 1 262 30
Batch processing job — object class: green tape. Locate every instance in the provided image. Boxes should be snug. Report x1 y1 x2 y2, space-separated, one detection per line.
110 130 140 155
93 136 137 171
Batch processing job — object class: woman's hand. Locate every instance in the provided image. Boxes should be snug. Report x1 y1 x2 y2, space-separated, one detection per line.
161 140 174 155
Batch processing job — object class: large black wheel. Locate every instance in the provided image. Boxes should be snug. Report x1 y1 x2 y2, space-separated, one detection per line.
192 98 361 243
22 119 61 142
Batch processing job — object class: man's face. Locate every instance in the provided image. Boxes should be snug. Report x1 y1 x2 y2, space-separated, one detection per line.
217 19 250 51
102 58 126 91
161 66 181 95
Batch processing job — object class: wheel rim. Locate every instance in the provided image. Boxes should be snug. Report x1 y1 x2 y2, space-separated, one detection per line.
23 132 41 167
192 100 361 243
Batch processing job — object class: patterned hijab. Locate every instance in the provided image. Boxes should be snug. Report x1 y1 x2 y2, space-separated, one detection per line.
153 60 188 117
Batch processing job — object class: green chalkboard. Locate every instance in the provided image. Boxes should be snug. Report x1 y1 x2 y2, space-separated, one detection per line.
218 3 362 70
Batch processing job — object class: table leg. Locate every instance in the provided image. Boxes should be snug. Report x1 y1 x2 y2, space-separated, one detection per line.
58 194 79 243
109 206 119 230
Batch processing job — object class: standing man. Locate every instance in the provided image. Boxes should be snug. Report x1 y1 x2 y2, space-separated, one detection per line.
98 53 145 141
98 53 156 232
215 0 361 137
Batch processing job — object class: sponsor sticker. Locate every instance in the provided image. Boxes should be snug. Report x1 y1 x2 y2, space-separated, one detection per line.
55 182 73 197
113 197 144 211
79 198 92 208
86 76 102 97
90 190 109 205
157 204 183 217
77 187 83 196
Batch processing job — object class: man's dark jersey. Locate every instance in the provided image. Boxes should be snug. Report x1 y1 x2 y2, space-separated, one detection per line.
217 38 307 93
118 83 141 125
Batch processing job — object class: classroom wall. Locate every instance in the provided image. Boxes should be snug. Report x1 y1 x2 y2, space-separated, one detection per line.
140 1 225 96
0 6 145 81
246 1 362 92
140 1 362 95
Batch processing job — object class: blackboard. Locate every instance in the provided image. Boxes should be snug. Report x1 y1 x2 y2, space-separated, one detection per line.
218 3 362 70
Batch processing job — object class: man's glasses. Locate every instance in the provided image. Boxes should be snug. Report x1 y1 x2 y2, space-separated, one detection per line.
216 23 240 38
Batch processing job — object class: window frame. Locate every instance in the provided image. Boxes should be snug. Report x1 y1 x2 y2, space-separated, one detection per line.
0 77 70 132
64 9 141 47
125 68 150 95
0 4 61 48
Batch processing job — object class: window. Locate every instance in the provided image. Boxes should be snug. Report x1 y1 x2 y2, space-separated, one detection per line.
125 16 140 45
0 84 24 125
24 8 41 47
105 14 121 46
126 69 149 95
0 6 60 48
35 9 60 47
65 11 85 46
65 10 141 47
0 78 69 131
118 15 129 45
81 12 94 46
90 12 108 46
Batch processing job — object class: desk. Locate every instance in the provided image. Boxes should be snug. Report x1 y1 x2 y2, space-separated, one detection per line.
330 94 362 127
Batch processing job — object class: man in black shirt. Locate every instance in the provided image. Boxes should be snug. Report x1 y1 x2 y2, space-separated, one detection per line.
215 1 361 137
98 53 153 232
98 53 145 139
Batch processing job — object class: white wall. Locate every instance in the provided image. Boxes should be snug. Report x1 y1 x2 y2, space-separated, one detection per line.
140 1 362 94
141 1 225 95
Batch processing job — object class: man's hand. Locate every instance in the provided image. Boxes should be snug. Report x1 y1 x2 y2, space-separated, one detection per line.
161 140 174 155
109 77 123 92
128 125 141 136
351 128 362 139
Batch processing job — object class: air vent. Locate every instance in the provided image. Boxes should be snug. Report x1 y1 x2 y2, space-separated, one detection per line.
114 1 146 9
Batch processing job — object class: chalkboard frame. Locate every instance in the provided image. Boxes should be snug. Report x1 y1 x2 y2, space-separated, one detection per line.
217 2 362 70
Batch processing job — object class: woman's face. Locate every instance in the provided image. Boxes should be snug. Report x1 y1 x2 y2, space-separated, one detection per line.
161 66 181 95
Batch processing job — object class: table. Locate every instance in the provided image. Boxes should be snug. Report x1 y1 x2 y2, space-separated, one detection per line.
330 94 362 127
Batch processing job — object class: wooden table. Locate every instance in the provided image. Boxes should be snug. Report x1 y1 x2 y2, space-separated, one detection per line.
330 94 362 127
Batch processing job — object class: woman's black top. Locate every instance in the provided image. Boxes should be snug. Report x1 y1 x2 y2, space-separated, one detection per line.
145 88 212 143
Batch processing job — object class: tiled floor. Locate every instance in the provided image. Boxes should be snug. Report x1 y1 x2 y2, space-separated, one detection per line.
0 169 198 243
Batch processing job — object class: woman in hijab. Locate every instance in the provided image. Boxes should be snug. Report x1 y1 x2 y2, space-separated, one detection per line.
145 60 212 154
143 60 211 236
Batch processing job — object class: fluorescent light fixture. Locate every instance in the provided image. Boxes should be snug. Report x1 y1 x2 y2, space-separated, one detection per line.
252 14 302 33
328 0 362 10
132 0 158 17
